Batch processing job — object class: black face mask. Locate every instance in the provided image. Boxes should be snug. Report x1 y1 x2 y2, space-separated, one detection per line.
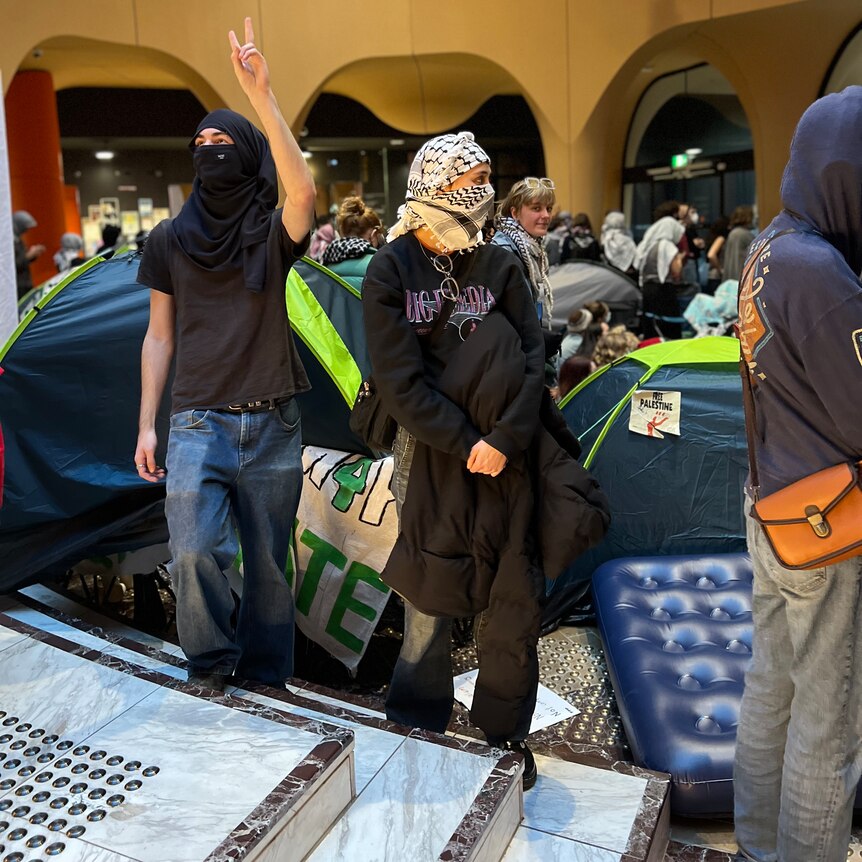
192 145 244 193
175 109 278 290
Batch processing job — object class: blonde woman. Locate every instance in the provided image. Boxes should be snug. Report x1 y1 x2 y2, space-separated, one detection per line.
491 177 556 328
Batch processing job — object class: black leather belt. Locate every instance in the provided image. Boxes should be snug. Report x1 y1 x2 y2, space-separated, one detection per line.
226 398 286 413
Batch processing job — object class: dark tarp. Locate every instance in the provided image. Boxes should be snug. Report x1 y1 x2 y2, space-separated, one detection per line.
0 252 366 585
548 260 641 330
546 337 748 625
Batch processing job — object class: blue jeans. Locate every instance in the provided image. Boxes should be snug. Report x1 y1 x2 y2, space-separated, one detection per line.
734 501 862 862
164 399 303 684
385 428 540 742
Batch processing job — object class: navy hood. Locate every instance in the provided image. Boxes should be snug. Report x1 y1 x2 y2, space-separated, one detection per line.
780 86 862 274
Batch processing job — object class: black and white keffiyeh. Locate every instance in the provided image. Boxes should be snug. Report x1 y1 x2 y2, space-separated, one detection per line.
496 214 553 322
321 237 375 267
387 132 494 252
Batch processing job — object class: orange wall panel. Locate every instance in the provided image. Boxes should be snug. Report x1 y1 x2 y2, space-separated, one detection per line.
5 70 66 285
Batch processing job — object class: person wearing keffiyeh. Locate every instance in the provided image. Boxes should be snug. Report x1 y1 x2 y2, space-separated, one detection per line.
491 178 556 329
362 132 552 790
387 131 495 252
321 196 384 292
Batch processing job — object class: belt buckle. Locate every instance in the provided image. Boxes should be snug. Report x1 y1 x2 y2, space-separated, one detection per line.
228 399 277 413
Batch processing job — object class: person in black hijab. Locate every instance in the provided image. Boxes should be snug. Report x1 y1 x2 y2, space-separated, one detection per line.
134 17 315 692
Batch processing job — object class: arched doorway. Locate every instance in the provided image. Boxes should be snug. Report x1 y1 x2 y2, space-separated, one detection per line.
623 64 754 238
821 22 862 94
301 92 545 226
57 86 209 254
8 35 225 259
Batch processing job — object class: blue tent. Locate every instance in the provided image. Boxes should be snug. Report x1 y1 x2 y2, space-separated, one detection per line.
547 337 748 624
0 252 367 587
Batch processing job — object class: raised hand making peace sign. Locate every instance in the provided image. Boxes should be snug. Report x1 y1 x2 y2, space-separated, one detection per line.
228 17 270 102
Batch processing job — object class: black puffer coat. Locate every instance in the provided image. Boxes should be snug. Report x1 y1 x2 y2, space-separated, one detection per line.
382 310 610 617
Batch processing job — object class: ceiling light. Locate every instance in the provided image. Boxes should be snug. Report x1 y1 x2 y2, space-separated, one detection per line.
301 150 313 159
685 147 703 156
95 151 115 160
389 139 405 146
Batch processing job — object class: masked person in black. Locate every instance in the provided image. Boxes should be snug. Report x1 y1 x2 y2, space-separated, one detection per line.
134 18 315 691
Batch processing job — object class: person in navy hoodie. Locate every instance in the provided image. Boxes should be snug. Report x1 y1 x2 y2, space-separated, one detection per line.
733 87 862 862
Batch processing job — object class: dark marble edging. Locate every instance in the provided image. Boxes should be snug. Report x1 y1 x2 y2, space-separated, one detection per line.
438 752 522 861
0 603 524 861
6 595 674 860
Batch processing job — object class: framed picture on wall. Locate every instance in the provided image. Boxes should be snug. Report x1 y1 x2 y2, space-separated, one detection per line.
121 210 141 238
87 205 102 223
99 197 120 225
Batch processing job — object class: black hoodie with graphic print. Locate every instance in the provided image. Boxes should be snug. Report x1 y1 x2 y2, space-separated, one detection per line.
362 232 545 461
739 86 862 496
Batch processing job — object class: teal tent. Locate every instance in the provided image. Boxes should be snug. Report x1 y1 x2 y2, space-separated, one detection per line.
0 251 369 586
547 337 748 624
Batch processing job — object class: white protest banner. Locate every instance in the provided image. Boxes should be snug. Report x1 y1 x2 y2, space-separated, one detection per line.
289 446 396 672
453 669 580 733
629 390 681 438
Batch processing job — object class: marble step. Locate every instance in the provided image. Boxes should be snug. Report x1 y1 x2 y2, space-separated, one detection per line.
13 585 671 862
0 610 355 862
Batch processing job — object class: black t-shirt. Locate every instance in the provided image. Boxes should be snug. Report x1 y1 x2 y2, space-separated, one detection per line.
362 233 545 461
137 211 310 413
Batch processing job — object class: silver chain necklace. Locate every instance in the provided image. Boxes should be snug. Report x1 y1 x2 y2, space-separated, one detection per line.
419 243 461 301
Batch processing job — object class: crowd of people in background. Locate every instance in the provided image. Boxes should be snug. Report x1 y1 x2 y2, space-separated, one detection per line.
12 152 753 398
12 212 151 302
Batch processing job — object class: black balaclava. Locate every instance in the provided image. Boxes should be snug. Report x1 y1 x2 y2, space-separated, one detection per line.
173 109 278 292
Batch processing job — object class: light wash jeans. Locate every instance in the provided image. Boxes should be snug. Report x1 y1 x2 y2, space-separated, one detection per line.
384 427 540 742
734 500 862 862
164 399 303 684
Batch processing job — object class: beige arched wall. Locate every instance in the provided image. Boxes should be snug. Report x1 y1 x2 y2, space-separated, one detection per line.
564 0 862 228
298 54 525 137
4 0 861 230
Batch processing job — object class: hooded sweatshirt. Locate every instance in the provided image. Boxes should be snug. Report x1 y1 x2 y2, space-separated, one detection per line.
740 86 862 496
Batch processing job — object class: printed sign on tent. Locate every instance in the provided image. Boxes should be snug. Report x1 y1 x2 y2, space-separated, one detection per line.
629 390 681 438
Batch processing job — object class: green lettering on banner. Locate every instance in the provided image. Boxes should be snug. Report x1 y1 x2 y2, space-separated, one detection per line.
325 561 389 654
296 529 346 616
331 459 373 513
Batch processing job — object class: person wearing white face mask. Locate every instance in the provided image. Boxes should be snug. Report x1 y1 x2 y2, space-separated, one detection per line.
362 132 560 789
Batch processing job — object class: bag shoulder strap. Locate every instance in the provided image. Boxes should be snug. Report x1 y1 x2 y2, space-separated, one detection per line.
735 227 798 501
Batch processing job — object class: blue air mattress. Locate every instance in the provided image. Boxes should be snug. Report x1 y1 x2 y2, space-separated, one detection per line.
593 554 752 817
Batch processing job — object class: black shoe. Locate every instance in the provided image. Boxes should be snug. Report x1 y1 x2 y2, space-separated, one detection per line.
187 670 228 692
503 740 537 790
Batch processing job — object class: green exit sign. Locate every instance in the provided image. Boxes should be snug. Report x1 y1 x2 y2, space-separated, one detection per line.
671 153 689 169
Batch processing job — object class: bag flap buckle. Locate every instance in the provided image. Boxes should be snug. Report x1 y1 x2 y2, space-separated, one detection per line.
804 505 831 538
